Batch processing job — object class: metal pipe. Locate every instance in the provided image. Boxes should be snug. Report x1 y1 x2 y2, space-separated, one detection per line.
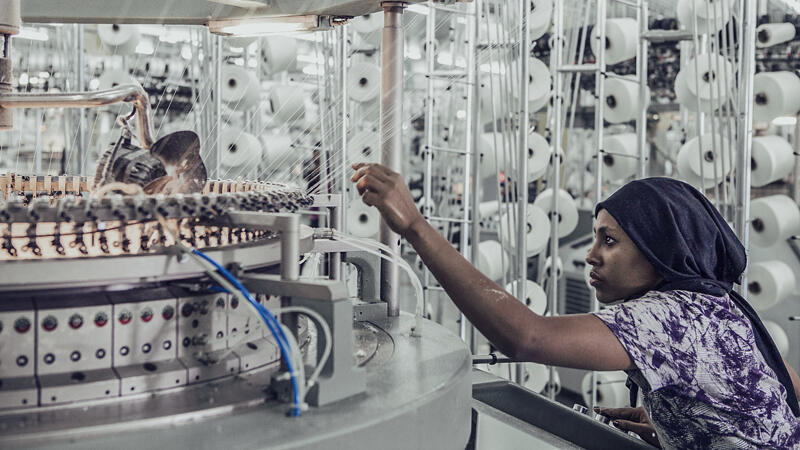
548 0 565 402
421 1 435 328
33 111 42 173
0 83 155 149
636 0 649 178
735 0 757 298
330 25 348 282
330 206 342 280
515 0 530 385
214 35 223 179
379 2 406 317
468 0 482 353
76 24 85 173
281 214 300 281
339 24 348 230
590 0 609 412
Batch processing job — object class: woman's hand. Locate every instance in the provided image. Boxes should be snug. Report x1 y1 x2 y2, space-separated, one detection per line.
350 163 426 237
595 406 661 448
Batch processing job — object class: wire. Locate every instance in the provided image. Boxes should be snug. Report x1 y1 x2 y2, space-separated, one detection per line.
281 306 332 390
156 211 303 416
188 247 304 416
330 230 425 336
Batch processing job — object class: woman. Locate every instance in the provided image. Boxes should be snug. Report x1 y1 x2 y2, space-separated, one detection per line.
351 163 800 448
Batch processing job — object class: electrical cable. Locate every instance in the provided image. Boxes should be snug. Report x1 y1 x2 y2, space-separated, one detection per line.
155 212 303 416
329 230 424 336
188 247 304 416
281 306 332 390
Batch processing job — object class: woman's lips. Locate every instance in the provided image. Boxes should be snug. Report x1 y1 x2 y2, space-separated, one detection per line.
589 271 603 287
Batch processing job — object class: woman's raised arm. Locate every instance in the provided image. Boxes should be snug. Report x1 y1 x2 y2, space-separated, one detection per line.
351 163 633 371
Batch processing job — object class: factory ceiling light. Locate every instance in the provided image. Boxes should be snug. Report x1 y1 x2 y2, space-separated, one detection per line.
207 15 332 37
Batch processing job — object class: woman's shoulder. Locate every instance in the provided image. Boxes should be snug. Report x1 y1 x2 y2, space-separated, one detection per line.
608 289 733 332
629 289 733 313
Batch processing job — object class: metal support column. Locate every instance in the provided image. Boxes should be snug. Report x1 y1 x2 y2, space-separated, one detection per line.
735 0 757 298
74 24 85 174
467 0 482 352
549 0 565 403
214 35 223 179
514 0 530 384
330 25 348 281
380 2 406 317
636 0 649 178
590 0 608 412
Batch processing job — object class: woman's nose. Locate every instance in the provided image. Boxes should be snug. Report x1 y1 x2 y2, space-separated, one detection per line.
585 243 600 267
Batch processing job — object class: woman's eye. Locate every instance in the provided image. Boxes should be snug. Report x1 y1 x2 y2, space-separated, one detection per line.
604 236 616 246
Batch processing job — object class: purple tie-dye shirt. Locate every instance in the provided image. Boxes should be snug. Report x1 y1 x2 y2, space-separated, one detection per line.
594 290 800 449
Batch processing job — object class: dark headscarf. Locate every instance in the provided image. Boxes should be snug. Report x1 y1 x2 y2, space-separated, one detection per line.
596 177 799 416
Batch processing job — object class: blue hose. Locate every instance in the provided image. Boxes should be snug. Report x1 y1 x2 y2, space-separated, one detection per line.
190 248 302 416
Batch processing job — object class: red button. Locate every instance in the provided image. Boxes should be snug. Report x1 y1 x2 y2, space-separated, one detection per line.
94 312 108 327
42 315 58 332
118 310 132 325
69 314 84 329
14 317 31 333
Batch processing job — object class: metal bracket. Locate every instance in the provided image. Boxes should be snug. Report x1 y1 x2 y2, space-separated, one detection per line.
344 251 382 302
222 211 301 280
240 273 366 407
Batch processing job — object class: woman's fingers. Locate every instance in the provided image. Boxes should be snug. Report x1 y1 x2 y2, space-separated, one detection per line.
361 191 380 207
613 420 661 448
595 406 644 422
351 163 393 183
356 174 387 196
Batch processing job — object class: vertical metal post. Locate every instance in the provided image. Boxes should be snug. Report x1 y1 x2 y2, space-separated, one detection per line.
636 0 649 178
380 2 406 317
594 0 607 205
75 24 85 174
423 1 436 329
330 26 348 281
515 0 530 385
340 25 349 232
468 0 482 353
548 0 565 402
33 111 42 173
214 35 223 179
281 215 301 281
590 0 608 411
735 0 756 298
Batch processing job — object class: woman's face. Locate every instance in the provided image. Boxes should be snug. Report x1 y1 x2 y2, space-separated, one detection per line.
585 209 663 303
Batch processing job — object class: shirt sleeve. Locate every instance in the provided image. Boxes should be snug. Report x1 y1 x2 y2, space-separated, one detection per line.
593 293 696 392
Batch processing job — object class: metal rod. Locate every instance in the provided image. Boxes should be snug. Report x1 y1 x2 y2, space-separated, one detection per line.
516 0 530 270
76 24 85 174
281 214 300 281
468 0 482 353
0 84 155 149
636 0 649 178
472 354 520 365
591 0 609 412
557 64 599 73
33 111 42 173
461 0 478 352
379 1 406 317
330 25 348 282
515 0 530 385
548 0 565 402
214 35 223 179
734 0 757 298
422 0 436 328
